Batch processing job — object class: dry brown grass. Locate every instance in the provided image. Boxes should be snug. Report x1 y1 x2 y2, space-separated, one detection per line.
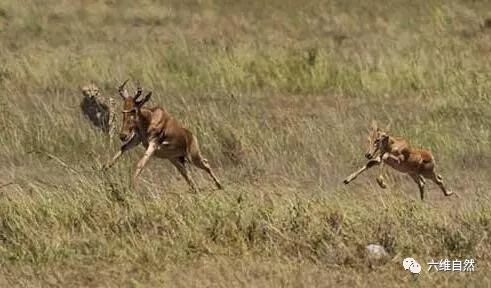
0 0 490 287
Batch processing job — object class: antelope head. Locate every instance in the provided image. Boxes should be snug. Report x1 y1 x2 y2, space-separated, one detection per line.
118 80 152 145
365 120 390 159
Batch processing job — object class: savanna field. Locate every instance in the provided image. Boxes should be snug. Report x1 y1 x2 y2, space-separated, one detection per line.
0 0 490 287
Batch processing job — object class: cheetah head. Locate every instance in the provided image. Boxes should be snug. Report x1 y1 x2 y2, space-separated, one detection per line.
81 84 101 100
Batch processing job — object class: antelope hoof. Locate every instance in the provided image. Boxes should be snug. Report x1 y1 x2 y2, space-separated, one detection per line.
445 190 454 197
343 178 350 185
376 178 387 189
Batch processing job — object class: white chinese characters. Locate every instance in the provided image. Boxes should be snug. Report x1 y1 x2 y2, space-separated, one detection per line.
427 259 475 272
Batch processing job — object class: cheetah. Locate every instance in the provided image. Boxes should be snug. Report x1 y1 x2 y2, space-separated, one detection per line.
80 83 117 144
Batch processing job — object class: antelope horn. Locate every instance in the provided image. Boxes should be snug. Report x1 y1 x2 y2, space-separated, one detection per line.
118 79 130 99
134 80 143 100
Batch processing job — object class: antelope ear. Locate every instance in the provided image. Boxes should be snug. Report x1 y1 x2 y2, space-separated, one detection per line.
136 92 152 107
134 81 143 100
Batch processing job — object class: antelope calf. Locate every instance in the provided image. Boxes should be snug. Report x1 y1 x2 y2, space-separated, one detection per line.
343 121 453 200
103 80 223 192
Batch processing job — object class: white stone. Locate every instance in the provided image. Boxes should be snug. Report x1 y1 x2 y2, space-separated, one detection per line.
365 244 388 260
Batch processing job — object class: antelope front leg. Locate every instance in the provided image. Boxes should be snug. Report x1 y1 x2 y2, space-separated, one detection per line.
376 153 390 189
103 133 140 170
104 150 123 170
132 140 158 188
170 158 198 193
387 153 403 163
343 157 381 185
410 174 426 200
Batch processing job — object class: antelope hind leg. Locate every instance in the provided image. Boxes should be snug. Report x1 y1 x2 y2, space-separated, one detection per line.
421 170 454 198
187 135 223 190
192 155 223 190
431 173 453 197
170 157 198 193
376 176 387 189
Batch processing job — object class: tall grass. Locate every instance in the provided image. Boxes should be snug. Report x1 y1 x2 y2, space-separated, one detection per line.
0 0 490 287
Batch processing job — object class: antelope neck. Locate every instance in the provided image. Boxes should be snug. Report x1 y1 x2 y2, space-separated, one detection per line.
135 108 152 133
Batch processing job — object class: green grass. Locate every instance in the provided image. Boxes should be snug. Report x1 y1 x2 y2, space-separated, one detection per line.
0 0 490 287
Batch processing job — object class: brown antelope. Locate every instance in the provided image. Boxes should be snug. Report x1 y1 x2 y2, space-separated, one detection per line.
343 121 453 200
103 80 223 192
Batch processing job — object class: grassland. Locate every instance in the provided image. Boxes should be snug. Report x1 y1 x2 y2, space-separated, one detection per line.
0 0 490 287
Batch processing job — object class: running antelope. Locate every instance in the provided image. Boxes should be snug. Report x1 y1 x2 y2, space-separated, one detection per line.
103 80 223 192
343 121 453 200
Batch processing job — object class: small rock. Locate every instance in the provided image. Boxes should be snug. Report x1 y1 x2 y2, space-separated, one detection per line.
365 244 389 260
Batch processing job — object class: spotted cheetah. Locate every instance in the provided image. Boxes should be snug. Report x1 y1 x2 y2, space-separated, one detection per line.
80 83 117 144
